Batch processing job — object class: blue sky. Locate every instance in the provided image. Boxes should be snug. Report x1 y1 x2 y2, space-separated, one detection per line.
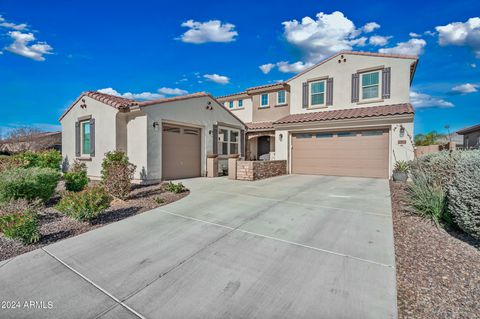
0 0 479 136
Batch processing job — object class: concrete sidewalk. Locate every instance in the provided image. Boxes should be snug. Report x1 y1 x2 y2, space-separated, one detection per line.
0 175 397 319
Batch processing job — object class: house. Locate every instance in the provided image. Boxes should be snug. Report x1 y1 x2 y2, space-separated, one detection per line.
0 131 61 154
457 124 480 149
60 91 245 182
218 51 417 179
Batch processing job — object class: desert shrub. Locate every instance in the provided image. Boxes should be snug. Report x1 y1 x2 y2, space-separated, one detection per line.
56 186 112 221
165 182 186 194
408 171 451 226
410 151 457 189
446 151 480 239
0 167 61 203
0 156 23 173
101 151 136 199
153 196 165 204
0 199 42 244
16 150 62 171
64 161 88 192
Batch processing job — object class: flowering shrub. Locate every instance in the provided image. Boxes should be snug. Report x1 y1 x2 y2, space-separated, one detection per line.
56 186 112 221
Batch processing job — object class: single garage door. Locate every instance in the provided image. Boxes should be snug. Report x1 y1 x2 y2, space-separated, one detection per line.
291 129 389 178
162 124 201 180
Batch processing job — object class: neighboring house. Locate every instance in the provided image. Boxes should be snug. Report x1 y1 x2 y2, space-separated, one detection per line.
60 91 245 182
218 51 417 179
0 131 61 154
457 124 480 149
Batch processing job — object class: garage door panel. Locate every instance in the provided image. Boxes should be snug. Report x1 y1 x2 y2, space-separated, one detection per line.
292 130 389 178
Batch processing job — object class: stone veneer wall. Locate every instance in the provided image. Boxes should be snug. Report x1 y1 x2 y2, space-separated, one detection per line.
236 160 287 181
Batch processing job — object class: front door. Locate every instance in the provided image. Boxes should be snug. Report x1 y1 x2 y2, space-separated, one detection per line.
257 136 270 159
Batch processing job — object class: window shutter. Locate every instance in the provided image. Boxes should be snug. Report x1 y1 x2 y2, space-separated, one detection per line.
351 73 359 103
302 82 309 108
212 124 218 154
382 67 391 99
89 118 95 157
240 129 245 158
326 78 334 106
75 121 80 157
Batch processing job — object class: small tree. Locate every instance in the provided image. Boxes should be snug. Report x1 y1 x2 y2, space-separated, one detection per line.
414 131 446 146
101 151 136 200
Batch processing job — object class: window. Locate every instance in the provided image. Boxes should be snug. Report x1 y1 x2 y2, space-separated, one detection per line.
296 133 312 139
218 128 240 155
163 126 181 133
229 101 234 109
361 71 380 100
362 130 384 136
238 99 243 108
277 90 286 105
81 121 91 155
260 94 269 107
310 81 325 106
315 133 333 138
337 132 357 137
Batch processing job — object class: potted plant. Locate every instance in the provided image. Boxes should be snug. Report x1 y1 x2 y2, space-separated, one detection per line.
392 160 409 182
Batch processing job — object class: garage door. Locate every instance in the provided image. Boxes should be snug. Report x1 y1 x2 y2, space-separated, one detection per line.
162 124 201 180
291 129 389 178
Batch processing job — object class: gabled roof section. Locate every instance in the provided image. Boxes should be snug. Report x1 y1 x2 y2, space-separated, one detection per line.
286 50 419 83
245 122 274 131
457 123 480 135
138 92 209 107
246 82 287 94
274 103 414 125
59 91 139 121
216 91 248 101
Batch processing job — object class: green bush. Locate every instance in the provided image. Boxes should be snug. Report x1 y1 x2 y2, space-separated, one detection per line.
16 150 62 171
393 160 409 173
0 156 23 173
0 199 41 244
64 161 89 192
408 171 451 226
165 182 186 194
0 167 61 203
446 151 480 240
56 186 112 221
101 151 136 199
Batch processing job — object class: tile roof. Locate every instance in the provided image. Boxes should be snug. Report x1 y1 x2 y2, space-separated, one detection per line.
138 92 209 106
457 123 480 134
84 91 139 109
245 122 274 130
246 82 287 92
216 91 248 100
274 103 414 125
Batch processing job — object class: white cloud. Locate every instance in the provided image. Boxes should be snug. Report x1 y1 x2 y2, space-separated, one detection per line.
362 22 380 33
157 87 188 95
204 73 230 84
410 91 454 108
259 63 275 74
409 32 421 38
424 30 436 37
379 38 426 55
178 20 238 44
0 15 28 31
451 83 478 94
471 63 477 68
282 11 374 63
5 31 53 61
436 17 480 57
369 35 392 46
276 61 313 73
97 88 164 100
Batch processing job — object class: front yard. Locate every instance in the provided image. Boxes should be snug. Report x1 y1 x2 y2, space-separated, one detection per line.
0 181 188 261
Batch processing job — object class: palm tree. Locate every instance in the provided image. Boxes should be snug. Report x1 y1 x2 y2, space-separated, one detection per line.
414 131 446 146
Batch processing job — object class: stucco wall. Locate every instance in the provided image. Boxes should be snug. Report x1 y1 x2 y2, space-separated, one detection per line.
142 96 244 180
226 97 253 123
60 96 119 178
126 111 148 181
288 53 416 114
251 90 290 123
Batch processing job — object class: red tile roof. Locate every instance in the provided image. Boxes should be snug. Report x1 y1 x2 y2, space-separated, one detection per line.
274 104 414 125
138 92 209 106
245 122 274 130
84 91 138 109
246 82 287 92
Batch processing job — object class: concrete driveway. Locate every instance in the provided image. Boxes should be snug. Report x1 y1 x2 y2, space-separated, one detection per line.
0 175 396 319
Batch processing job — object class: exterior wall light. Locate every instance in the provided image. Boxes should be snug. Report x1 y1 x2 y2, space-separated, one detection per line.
279 133 283 141
153 121 160 131
399 125 405 137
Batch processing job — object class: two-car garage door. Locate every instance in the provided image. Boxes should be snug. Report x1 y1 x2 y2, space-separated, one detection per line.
291 129 389 178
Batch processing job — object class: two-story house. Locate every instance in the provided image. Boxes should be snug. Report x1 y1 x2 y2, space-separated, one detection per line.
217 51 417 179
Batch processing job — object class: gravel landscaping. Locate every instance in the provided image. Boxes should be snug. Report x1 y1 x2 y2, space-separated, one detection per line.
0 182 189 262
391 181 480 319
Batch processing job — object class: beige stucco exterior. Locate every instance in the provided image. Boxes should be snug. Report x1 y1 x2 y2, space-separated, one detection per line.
222 94 253 123
251 90 290 123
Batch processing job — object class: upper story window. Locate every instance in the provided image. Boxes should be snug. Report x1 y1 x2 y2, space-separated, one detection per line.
238 99 243 108
310 80 325 107
277 90 286 105
260 94 269 107
81 121 91 155
361 71 380 100
229 101 234 109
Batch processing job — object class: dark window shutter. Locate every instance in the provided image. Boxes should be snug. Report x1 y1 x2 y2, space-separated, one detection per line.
240 129 245 158
212 124 218 155
302 82 309 108
382 67 391 99
351 73 359 103
326 78 334 106
89 118 95 157
75 121 80 157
